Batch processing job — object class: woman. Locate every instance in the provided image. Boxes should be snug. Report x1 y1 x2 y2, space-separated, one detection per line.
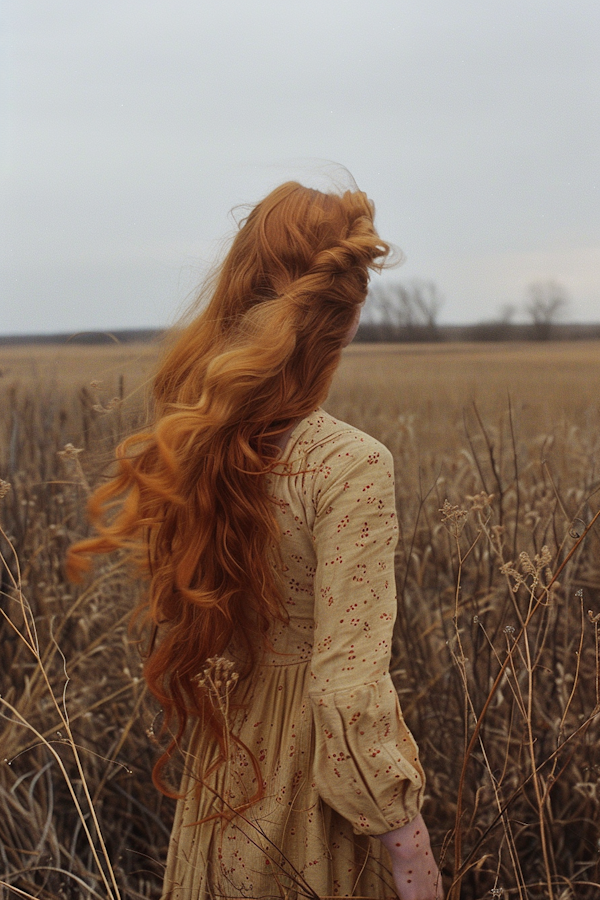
69 182 443 899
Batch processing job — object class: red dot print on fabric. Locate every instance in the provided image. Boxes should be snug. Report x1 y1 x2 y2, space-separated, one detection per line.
163 410 425 900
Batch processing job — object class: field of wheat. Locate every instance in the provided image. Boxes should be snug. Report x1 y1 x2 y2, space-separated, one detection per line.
1 339 599 900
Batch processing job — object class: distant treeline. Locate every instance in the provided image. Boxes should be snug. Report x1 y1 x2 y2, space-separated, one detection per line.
359 278 600 342
355 321 600 343
0 329 165 346
1 322 600 346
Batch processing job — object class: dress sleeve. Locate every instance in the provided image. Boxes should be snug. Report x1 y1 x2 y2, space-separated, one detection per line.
308 435 425 835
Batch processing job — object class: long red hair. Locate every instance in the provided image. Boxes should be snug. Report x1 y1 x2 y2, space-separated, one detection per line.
67 182 390 790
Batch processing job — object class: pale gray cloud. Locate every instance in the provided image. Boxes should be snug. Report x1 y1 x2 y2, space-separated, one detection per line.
2 0 599 332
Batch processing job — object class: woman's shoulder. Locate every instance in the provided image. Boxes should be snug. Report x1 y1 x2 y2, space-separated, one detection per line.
285 408 393 469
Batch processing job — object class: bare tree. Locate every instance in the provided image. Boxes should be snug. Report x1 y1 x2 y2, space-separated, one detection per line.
525 280 569 340
364 280 443 340
365 282 412 331
410 280 444 330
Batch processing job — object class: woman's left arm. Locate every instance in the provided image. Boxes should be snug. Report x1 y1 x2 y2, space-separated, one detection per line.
309 434 425 832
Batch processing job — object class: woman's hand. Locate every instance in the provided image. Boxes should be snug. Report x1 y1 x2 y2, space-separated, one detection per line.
377 814 444 900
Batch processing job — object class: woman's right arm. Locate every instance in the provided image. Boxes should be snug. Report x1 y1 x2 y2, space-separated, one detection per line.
378 814 444 900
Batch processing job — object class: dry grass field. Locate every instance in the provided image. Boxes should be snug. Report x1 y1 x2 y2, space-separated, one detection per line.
1 340 600 899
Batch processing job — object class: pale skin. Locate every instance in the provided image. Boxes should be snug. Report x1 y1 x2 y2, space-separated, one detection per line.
378 814 444 900
341 300 363 347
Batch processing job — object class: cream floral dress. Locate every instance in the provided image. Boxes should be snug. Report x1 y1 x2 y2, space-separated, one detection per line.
162 410 425 899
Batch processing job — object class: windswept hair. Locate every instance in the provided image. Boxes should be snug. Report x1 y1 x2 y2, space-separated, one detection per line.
67 181 390 792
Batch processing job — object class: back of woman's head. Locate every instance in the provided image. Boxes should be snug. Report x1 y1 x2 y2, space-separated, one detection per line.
67 181 390 795
155 182 389 421
223 181 384 307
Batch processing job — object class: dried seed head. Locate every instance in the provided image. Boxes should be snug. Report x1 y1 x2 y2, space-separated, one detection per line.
58 443 84 460
194 656 239 702
92 398 122 414
499 557 526 593
439 499 468 536
519 551 536 576
0 480 11 500
466 491 495 511
539 545 552 567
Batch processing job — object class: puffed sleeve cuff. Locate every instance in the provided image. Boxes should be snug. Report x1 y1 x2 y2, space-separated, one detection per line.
309 675 425 835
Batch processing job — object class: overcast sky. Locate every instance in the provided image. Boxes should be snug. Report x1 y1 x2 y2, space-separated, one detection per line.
2 0 600 334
